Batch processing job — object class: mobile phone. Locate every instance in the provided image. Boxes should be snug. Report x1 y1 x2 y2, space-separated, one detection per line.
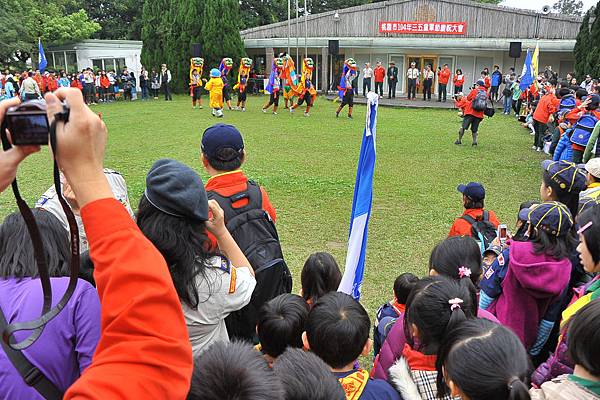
498 224 508 243
5 100 49 146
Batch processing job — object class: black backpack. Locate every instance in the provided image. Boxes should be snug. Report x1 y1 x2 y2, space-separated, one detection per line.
461 211 497 253
207 181 292 342
471 90 488 111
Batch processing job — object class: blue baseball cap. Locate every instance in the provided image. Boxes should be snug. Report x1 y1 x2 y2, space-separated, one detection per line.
476 79 485 87
541 160 587 193
210 68 220 77
518 201 573 237
457 182 486 201
201 124 244 161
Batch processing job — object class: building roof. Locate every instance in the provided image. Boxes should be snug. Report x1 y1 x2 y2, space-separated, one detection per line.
47 40 143 52
241 0 582 41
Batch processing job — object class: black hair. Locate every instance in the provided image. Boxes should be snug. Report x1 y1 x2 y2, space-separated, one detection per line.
272 348 345 400
79 251 96 287
575 88 588 99
528 226 577 260
403 276 476 355
437 319 531 400
305 292 370 369
0 210 70 279
567 299 600 377
429 236 482 308
187 340 285 400
300 252 342 305
557 87 572 98
393 273 419 304
27 71 33 77
464 197 484 209
257 294 309 358
456 69 462 74
136 195 212 309
513 201 538 241
577 204 600 265
542 170 581 218
204 148 244 172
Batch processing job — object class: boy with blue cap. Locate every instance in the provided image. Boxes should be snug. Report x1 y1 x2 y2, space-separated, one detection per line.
449 181 500 238
205 68 224 117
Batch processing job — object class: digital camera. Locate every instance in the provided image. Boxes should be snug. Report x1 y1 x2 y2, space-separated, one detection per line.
5 100 50 146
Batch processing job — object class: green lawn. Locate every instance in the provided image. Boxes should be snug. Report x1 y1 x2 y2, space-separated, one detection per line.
0 94 545 316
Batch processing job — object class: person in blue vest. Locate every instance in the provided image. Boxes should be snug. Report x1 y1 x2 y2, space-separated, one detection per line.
490 65 503 102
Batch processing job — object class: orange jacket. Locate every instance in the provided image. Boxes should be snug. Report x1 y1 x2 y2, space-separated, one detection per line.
463 88 486 119
374 66 385 83
453 74 464 88
484 76 491 89
64 199 193 399
455 96 469 111
46 77 58 92
533 93 559 124
448 208 500 237
438 68 451 85
100 76 110 89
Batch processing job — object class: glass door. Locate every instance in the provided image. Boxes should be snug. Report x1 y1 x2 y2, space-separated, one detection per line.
389 55 404 95
406 56 436 93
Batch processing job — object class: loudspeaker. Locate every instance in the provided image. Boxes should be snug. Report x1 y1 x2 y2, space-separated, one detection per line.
191 43 202 57
509 42 522 58
328 40 339 55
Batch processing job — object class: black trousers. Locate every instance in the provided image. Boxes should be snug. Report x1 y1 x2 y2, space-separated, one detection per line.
407 79 417 99
162 83 172 100
454 85 463 94
375 81 384 96
512 99 522 115
423 79 433 100
533 119 547 148
438 83 447 101
363 77 371 96
388 80 397 98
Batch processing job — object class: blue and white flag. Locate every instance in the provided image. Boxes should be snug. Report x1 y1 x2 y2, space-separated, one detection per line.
38 38 48 72
519 49 533 91
338 91 378 300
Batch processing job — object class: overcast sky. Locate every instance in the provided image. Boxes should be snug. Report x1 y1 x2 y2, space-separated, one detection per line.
500 0 595 13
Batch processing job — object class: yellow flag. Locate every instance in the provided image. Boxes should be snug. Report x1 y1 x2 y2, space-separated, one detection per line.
532 43 539 77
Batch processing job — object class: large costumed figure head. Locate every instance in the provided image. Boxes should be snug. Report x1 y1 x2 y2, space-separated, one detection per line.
278 54 298 100
291 57 316 99
234 57 253 92
338 58 357 100
219 58 234 77
189 57 204 86
265 57 284 94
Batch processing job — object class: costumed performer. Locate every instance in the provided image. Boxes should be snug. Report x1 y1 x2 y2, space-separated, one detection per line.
189 57 205 109
290 57 317 117
219 58 234 111
262 57 284 115
205 68 224 118
335 58 357 119
233 57 253 112
279 53 298 109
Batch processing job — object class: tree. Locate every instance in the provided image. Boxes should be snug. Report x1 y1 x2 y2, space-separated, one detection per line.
240 0 288 29
201 0 246 69
552 0 584 16
586 5 600 78
574 10 591 78
68 0 143 40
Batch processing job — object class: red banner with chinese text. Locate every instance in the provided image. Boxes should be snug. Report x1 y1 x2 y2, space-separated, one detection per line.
379 21 467 35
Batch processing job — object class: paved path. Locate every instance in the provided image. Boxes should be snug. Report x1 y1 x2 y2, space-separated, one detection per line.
324 94 505 109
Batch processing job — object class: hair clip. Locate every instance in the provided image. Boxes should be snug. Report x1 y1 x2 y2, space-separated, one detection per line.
577 221 593 235
507 377 521 391
458 267 472 279
448 298 463 311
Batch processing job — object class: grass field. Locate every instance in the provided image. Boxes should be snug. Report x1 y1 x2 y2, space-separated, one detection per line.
0 94 546 316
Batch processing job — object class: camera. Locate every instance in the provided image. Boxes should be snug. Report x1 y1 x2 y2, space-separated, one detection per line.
5 100 50 146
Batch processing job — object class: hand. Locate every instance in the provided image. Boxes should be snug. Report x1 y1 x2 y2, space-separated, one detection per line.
205 200 227 237
0 97 41 193
62 180 80 215
44 88 112 208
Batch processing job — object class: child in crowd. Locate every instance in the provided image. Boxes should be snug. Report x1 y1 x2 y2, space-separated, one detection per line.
256 293 309 366
187 341 285 400
437 319 531 400
300 252 342 307
373 272 419 357
564 94 600 163
205 68 224 117
580 157 600 200
272 348 346 400
540 160 587 220
480 201 576 357
387 277 476 400
531 300 600 399
303 292 401 400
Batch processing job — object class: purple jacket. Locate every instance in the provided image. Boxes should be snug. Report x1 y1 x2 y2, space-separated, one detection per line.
488 241 571 349
372 308 499 380
0 277 101 398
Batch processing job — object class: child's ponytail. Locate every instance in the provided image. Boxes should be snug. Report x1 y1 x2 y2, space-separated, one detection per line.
507 378 531 400
446 297 468 334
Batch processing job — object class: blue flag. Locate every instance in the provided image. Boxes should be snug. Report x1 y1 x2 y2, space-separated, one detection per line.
519 49 533 91
338 91 378 300
38 39 48 72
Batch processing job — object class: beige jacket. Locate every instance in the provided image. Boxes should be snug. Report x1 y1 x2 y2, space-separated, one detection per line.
530 375 599 400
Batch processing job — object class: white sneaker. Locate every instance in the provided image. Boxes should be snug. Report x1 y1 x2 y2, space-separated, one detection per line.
304 112 309 117
289 107 294 113
532 146 537 150
212 109 216 116
242 108 246 112
536 147 542 152
262 108 267 113
273 112 278 115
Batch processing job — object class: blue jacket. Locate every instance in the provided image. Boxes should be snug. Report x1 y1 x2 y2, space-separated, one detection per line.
553 130 573 162
491 71 503 87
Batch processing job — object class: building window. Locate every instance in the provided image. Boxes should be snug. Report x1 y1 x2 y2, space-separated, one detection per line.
54 52 66 72
103 59 116 72
115 58 127 73
92 59 103 71
66 52 78 74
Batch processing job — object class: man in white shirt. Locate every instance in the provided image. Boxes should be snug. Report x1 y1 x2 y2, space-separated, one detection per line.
406 62 420 100
159 63 173 101
19 72 41 100
362 63 373 97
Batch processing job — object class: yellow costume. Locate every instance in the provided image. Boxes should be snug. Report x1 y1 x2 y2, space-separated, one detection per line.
205 77 224 109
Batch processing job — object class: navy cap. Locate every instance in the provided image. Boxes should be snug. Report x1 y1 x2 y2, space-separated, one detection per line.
518 201 573 237
144 159 208 222
201 124 244 161
579 197 600 215
589 93 600 106
457 182 486 201
542 160 588 193
476 79 485 86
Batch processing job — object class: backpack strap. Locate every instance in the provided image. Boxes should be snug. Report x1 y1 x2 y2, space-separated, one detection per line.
460 214 477 225
482 210 489 222
0 306 63 400
206 180 264 222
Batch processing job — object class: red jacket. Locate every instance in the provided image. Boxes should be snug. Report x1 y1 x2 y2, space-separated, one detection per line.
64 199 193 399
70 80 83 90
374 66 385 83
455 96 469 112
453 74 464 88
46 77 58 92
449 208 500 237
484 76 491 89
100 76 110 89
463 88 486 119
438 68 451 85
533 93 559 124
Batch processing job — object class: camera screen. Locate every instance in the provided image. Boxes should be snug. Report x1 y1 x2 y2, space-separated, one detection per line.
7 114 49 146
500 227 507 238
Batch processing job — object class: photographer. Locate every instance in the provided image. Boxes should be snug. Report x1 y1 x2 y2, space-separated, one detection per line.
0 90 193 398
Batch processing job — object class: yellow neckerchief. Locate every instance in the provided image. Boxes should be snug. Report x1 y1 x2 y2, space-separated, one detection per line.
338 369 369 400
206 169 243 184
588 182 600 189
